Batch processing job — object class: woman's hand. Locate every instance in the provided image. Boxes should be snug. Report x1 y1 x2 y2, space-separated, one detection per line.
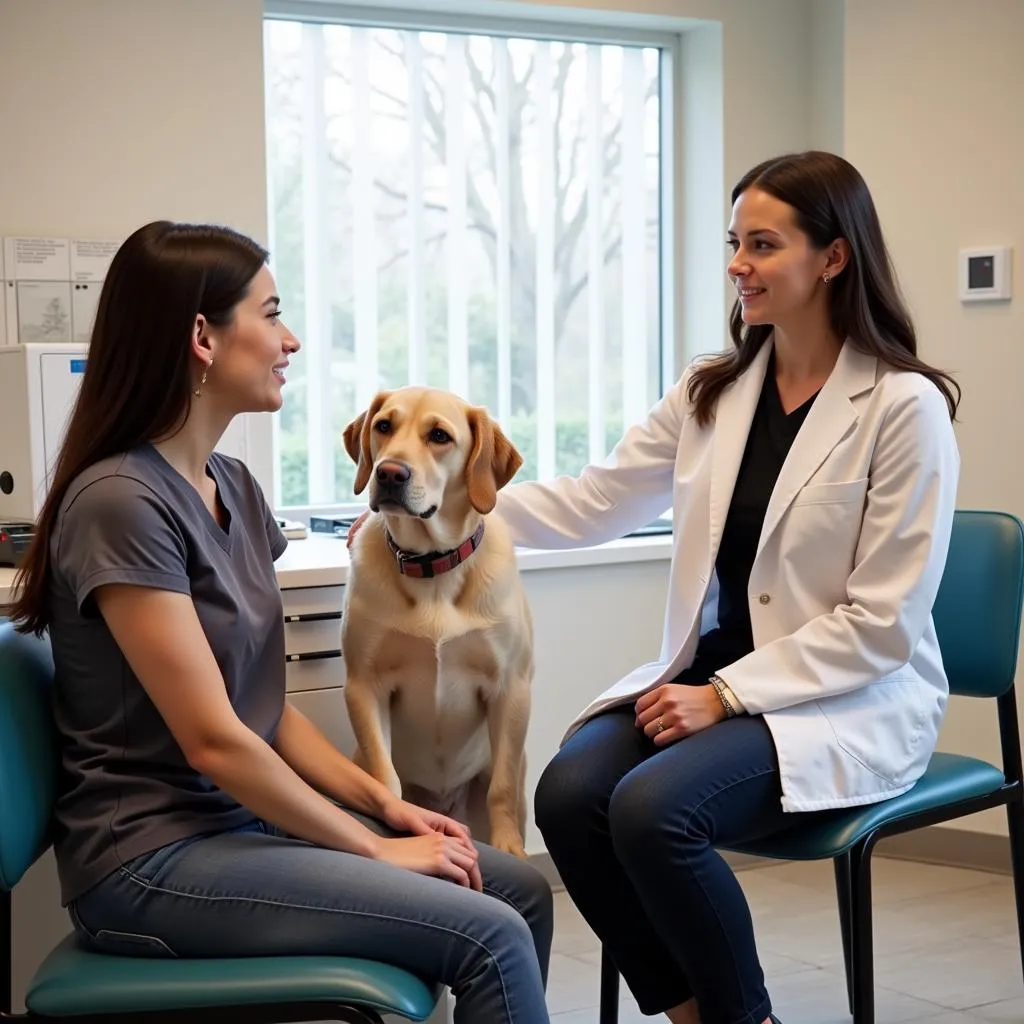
635 683 727 746
380 798 482 890
382 798 472 845
372 833 483 890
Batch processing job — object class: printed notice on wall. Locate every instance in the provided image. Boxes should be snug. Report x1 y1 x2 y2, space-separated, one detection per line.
16 281 73 344
71 240 119 282
9 237 71 281
1 234 122 343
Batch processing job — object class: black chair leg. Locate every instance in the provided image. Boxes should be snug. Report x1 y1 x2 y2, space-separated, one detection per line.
834 852 854 1015
848 839 876 1024
599 944 620 1024
1007 797 1024 985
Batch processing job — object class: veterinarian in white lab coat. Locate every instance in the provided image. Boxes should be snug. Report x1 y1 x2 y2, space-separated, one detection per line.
496 151 960 1024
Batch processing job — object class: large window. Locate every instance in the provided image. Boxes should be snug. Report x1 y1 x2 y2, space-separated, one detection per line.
264 8 674 510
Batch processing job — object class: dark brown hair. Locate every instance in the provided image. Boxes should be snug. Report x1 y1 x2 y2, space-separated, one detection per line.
687 150 960 426
5 221 268 635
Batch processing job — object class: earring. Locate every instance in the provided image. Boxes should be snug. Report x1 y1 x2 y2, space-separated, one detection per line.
193 359 212 399
823 272 832 286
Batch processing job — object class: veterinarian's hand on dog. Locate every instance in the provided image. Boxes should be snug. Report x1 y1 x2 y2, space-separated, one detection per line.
378 798 483 890
635 684 727 746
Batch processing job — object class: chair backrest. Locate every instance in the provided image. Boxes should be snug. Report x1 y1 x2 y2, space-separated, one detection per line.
932 510 1024 698
0 621 58 892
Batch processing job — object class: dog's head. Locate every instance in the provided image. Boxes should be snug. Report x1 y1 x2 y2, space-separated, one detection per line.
343 387 522 519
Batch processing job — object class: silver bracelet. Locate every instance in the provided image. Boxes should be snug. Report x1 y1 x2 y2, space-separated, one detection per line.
709 674 737 718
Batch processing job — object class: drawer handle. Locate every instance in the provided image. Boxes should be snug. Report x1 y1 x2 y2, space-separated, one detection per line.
284 611 343 623
286 650 343 663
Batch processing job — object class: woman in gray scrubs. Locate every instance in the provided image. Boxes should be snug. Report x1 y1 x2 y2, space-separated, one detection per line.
6 221 553 1024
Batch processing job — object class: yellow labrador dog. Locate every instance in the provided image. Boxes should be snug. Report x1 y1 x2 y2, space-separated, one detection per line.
340 387 534 857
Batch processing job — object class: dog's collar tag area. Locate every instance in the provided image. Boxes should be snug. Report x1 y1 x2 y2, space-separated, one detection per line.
385 520 486 578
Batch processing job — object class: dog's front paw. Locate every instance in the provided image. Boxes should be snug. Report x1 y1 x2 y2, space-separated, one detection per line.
489 827 527 859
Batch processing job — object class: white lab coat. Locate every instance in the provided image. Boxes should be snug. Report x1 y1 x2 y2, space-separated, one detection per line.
496 340 960 812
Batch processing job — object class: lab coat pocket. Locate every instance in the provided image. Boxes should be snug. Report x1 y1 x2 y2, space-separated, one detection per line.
817 678 927 785
790 476 869 508
783 477 869 586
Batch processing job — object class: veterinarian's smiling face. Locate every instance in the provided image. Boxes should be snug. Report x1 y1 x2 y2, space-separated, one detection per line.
363 389 472 519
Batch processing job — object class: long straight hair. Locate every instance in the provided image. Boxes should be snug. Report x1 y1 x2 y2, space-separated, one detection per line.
687 151 960 425
5 221 268 635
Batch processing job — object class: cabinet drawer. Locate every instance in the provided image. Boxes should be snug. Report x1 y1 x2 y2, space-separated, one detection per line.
287 687 356 757
285 652 346 693
281 585 345 617
284 616 341 657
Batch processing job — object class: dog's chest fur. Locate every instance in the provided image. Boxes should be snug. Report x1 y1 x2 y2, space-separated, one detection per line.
376 620 506 792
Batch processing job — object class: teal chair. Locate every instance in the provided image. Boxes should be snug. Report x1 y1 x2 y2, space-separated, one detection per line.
0 620 442 1023
598 510 1024 1024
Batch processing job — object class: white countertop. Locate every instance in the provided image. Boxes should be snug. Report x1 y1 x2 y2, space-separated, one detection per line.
0 532 673 599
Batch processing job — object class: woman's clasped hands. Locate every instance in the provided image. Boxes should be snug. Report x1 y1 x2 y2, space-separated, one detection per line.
376 797 484 891
635 683 727 746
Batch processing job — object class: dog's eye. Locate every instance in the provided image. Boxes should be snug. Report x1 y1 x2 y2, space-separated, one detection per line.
373 419 392 435
428 427 452 445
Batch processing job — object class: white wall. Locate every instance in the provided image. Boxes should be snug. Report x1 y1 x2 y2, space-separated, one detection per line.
842 0 1024 836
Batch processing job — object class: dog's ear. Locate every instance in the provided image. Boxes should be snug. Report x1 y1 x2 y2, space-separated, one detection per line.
465 407 523 514
343 392 389 495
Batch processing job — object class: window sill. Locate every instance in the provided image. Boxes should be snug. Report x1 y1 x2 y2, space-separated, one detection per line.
274 531 674 589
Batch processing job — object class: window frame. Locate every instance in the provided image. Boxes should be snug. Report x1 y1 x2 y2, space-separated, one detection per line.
254 0 685 520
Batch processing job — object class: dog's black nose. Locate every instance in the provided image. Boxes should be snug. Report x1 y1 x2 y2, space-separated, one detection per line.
376 461 411 488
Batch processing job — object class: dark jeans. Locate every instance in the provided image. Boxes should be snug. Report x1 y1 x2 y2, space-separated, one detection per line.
70 811 553 1024
535 705 791 1024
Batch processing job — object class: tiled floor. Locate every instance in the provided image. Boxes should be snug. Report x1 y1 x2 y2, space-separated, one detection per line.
545 857 1023 1023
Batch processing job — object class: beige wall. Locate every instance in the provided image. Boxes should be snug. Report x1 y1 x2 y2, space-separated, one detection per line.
0 0 267 241
809 0 844 154
843 0 1024 836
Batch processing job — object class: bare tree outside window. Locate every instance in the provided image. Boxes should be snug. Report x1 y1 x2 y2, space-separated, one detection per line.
264 19 664 508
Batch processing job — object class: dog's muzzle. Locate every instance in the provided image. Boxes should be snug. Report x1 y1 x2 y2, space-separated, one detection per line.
370 461 437 519
371 460 411 507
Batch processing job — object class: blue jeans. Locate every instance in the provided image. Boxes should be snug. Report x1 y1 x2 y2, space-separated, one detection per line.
69 812 553 1024
536 706 792 1024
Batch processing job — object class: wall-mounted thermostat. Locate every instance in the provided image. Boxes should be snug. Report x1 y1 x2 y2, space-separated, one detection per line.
959 246 1012 302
